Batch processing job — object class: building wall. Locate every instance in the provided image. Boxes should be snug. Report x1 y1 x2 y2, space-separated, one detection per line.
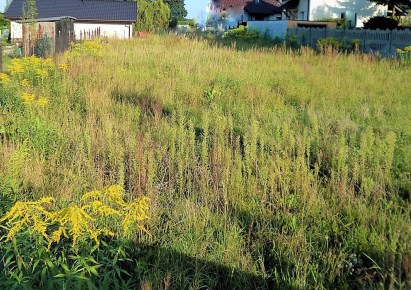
11 21 23 42
11 21 134 41
298 0 387 27
74 22 133 39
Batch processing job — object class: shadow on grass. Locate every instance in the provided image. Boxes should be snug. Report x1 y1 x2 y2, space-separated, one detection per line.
131 243 293 290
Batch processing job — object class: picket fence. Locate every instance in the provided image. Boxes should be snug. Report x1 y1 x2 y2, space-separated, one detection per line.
287 28 411 56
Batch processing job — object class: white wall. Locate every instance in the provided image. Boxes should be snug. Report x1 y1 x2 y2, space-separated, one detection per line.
11 21 22 40
247 20 288 39
74 22 133 40
298 0 388 27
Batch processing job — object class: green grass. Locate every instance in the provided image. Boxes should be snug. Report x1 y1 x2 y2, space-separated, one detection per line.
0 35 410 289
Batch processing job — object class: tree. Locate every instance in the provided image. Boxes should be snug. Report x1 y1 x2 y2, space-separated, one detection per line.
0 13 11 29
370 0 411 5
162 0 187 23
21 0 38 56
370 0 411 18
363 15 399 29
135 0 171 32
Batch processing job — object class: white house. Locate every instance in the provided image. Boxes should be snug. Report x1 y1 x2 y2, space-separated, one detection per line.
209 0 300 29
210 0 393 29
4 0 137 41
296 0 388 28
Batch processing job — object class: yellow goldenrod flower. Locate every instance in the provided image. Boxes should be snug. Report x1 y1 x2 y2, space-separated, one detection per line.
20 79 30 88
0 185 150 250
22 92 36 104
37 96 49 107
9 59 24 75
58 63 69 71
0 73 10 84
36 68 49 79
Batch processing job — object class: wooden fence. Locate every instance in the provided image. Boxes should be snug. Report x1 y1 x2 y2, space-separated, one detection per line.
287 28 411 56
22 23 101 56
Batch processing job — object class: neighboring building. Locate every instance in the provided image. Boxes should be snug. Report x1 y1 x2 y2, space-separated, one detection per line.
210 0 406 29
244 0 283 21
210 0 281 28
4 0 137 41
296 0 388 28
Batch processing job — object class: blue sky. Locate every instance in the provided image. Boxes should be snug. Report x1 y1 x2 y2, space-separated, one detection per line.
1 0 209 20
0 0 6 13
186 0 210 20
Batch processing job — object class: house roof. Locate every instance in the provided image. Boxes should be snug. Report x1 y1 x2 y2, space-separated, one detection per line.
281 0 300 10
244 1 283 16
4 0 137 22
212 0 281 11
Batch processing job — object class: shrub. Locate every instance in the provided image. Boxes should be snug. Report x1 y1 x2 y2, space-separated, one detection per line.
224 25 260 40
317 17 346 29
317 37 361 53
0 186 150 287
397 45 411 64
363 16 399 30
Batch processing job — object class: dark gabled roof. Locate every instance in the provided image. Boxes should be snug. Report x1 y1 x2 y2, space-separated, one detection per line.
244 0 283 16
281 0 300 10
4 0 137 22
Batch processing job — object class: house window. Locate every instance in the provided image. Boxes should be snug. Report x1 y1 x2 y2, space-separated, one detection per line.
300 11 305 20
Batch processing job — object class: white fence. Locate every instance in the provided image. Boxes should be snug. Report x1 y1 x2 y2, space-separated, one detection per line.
287 27 411 56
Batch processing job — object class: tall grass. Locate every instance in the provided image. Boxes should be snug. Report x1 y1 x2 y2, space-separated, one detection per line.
0 35 410 289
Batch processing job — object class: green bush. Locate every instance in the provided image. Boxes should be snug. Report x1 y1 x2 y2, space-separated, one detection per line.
177 19 196 27
224 25 260 40
317 37 361 52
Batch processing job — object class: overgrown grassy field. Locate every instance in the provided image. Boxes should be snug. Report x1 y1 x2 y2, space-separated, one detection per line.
0 36 410 289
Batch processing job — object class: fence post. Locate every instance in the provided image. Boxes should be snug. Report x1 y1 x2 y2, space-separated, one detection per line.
389 30 393 55
309 27 312 47
0 40 3 73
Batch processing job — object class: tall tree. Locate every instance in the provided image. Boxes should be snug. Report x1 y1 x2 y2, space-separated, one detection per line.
135 0 171 32
163 0 187 22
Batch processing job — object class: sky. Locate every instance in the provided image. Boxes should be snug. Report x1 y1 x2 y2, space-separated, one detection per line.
0 0 6 13
1 0 210 20
186 0 210 21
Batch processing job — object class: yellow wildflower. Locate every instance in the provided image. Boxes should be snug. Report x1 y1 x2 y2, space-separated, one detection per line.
36 68 49 79
22 92 36 104
0 198 53 241
37 96 49 107
0 73 10 84
9 59 24 75
122 196 150 234
51 205 97 247
58 63 69 71
20 79 30 88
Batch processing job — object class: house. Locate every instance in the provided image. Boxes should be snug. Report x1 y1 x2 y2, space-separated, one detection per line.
296 0 388 28
244 0 284 21
4 0 137 41
211 0 409 29
210 0 286 28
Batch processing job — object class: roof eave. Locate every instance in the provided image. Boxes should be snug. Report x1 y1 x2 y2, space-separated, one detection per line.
7 17 135 23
